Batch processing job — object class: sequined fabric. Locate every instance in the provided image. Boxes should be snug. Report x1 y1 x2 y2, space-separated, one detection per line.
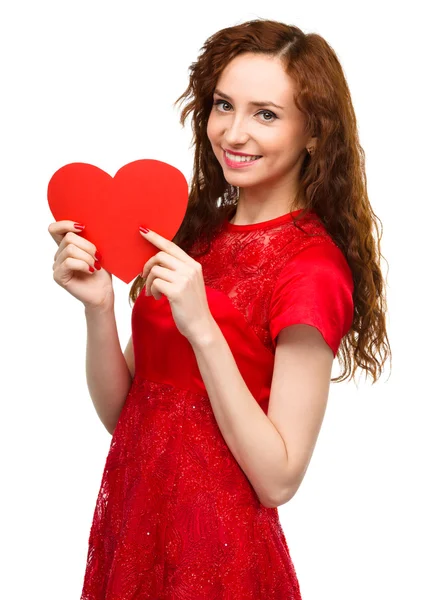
80 209 354 599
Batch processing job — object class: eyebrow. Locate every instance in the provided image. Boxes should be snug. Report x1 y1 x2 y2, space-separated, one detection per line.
213 88 284 110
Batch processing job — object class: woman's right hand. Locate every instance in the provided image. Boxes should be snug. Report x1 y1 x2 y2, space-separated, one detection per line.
49 220 115 311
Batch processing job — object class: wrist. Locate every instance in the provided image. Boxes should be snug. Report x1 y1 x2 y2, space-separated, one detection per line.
84 302 115 317
188 316 220 348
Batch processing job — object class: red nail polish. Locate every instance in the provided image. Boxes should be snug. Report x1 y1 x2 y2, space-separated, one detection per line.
95 250 102 261
74 223 85 230
94 262 101 270
139 226 150 233
89 266 95 272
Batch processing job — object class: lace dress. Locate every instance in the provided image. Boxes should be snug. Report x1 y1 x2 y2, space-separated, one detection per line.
80 208 354 599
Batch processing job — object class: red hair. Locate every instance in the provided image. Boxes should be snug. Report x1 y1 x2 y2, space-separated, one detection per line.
130 18 392 385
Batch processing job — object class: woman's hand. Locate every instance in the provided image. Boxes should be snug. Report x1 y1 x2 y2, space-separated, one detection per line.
48 220 114 311
140 226 214 343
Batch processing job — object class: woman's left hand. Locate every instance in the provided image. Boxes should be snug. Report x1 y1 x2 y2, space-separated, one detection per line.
139 226 215 344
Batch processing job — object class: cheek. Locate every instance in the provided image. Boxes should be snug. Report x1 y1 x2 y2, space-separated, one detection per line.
269 126 303 155
206 115 218 142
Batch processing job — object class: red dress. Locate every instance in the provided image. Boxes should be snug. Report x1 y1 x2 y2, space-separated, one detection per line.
80 208 354 599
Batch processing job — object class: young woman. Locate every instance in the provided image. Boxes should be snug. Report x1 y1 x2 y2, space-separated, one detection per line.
49 17 391 600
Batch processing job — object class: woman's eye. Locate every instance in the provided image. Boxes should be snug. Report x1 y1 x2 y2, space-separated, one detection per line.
212 99 277 122
213 100 234 113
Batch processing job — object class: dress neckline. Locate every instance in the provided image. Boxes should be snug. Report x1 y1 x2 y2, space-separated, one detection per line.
223 208 311 232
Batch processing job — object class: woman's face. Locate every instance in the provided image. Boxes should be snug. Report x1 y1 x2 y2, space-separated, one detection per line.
207 52 313 191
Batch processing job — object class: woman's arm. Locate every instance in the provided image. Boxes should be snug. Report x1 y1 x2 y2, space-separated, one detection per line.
84 304 133 435
190 319 333 508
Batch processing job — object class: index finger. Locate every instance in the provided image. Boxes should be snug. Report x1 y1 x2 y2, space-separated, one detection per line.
139 228 191 263
48 220 85 247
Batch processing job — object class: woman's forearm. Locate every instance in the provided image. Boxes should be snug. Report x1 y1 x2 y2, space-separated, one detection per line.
84 305 132 434
189 318 289 508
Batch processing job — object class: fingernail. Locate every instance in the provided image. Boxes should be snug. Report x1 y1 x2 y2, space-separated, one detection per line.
139 226 150 234
89 266 95 272
74 223 85 230
94 262 101 270
95 250 102 261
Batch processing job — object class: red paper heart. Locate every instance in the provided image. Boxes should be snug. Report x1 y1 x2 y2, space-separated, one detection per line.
47 159 189 283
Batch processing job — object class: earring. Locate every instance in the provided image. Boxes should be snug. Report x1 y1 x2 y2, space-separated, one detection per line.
229 184 239 202
307 147 314 155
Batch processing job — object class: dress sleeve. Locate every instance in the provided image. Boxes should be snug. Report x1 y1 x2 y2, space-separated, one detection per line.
269 242 354 358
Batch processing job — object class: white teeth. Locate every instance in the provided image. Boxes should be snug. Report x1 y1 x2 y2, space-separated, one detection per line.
225 151 261 163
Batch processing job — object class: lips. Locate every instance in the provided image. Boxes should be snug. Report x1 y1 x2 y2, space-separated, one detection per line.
223 150 263 169
223 148 262 158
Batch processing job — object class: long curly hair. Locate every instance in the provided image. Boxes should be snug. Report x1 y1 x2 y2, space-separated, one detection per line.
129 18 392 385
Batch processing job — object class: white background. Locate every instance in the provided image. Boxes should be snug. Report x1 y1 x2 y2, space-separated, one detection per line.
1 1 431 599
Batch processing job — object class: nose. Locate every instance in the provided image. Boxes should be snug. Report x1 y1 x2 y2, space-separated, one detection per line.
223 115 250 146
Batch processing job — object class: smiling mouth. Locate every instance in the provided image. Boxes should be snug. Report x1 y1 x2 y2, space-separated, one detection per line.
223 150 263 167
224 149 262 160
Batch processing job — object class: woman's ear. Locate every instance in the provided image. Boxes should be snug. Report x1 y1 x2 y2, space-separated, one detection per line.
306 136 318 154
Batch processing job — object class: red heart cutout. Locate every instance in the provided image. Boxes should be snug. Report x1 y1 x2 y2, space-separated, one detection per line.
47 159 189 283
